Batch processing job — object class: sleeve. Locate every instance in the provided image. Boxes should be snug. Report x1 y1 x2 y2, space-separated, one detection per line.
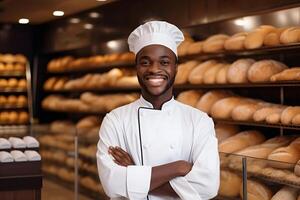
96 112 152 199
169 115 220 200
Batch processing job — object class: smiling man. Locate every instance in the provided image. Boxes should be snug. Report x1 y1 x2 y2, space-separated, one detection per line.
96 21 220 200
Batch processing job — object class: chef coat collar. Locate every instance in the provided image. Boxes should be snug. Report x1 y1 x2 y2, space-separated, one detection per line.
139 95 175 111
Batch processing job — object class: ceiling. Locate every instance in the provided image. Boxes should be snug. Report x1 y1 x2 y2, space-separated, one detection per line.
0 0 114 24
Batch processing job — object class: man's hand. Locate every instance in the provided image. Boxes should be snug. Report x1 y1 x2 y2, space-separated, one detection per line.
108 146 135 166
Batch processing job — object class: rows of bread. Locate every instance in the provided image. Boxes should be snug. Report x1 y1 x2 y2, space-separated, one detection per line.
175 59 300 85
0 54 27 64
0 95 27 107
177 90 300 125
42 92 138 113
0 78 27 89
44 68 139 91
178 25 300 56
0 111 29 124
47 52 135 73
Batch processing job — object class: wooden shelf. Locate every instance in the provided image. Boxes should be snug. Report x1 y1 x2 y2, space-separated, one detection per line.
0 72 26 78
0 89 27 94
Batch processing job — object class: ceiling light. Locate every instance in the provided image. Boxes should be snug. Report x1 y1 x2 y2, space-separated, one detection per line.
107 40 119 49
84 23 94 30
89 12 100 18
96 0 107 2
70 18 80 24
18 18 29 24
53 11 64 17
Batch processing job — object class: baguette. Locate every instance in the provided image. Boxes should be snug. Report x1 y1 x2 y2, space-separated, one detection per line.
216 64 230 84
202 34 229 53
175 60 199 84
281 106 300 125
188 60 218 84
203 63 225 84
244 25 276 49
224 32 247 50
253 106 285 122
270 67 300 81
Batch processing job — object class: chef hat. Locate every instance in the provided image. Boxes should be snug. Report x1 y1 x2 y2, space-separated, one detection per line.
128 21 184 56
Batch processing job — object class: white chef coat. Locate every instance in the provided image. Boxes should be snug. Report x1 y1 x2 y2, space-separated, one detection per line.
97 96 220 200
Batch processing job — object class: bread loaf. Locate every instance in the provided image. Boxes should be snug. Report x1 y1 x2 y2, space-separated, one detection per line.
215 123 239 143
227 59 255 83
292 114 300 125
263 28 286 47
188 60 218 84
281 106 300 125
231 102 267 121
186 41 203 55
195 90 232 113
202 34 229 53
210 97 248 119
244 25 276 49
253 106 285 122
106 68 123 86
280 27 300 44
270 67 300 81
271 186 298 200
240 179 273 200
219 170 242 197
216 64 230 84
295 160 300 176
248 60 288 82
176 90 204 107
175 60 199 84
44 77 57 90
53 78 67 90
268 146 300 169
224 32 247 50
203 63 226 84
178 40 193 56
219 130 265 153
115 76 139 87
266 113 282 124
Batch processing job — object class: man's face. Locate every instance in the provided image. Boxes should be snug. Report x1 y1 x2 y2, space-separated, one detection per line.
136 44 177 97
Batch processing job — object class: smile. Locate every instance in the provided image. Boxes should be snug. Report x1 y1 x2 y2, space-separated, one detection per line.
145 75 167 86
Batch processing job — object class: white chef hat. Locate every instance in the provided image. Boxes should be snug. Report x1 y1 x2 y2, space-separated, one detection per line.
128 21 184 56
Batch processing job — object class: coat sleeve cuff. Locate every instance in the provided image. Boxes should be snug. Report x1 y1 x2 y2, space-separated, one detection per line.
127 165 152 199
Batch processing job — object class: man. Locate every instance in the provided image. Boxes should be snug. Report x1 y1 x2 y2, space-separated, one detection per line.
97 21 219 200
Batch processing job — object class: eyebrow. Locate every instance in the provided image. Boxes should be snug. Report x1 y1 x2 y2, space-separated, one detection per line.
138 55 171 60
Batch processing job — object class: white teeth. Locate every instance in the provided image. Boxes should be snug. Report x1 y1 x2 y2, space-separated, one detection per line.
147 78 164 86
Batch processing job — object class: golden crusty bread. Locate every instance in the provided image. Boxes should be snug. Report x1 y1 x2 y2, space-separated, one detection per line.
270 67 300 81
280 27 300 44
270 186 298 200
281 106 300 125
216 63 230 84
178 39 194 57
175 60 199 85
203 63 226 84
188 60 218 84
294 160 300 177
176 90 204 107
227 59 255 83
263 28 286 47
231 101 268 121
219 130 265 153
266 112 282 124
202 34 229 53
244 25 276 49
240 179 273 200
44 77 57 90
186 41 203 55
195 90 232 114
76 116 101 130
224 32 248 50
253 106 285 122
215 123 239 143
247 60 288 83
292 114 300 125
219 170 242 197
115 76 139 87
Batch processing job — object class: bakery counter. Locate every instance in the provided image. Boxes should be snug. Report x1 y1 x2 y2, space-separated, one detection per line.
215 119 300 131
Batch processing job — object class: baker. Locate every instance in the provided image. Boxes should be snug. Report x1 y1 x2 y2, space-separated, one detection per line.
96 20 220 200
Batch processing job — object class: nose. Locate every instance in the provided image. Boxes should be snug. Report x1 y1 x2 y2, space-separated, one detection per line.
148 61 160 72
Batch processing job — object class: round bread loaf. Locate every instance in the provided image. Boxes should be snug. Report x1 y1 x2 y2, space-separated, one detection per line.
270 67 300 82
227 59 255 83
280 27 300 44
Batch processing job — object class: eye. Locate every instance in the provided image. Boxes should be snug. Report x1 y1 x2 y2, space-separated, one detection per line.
139 59 151 66
160 59 170 66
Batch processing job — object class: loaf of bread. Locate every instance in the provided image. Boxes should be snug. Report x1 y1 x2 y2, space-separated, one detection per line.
271 186 298 200
17 79 27 89
216 64 230 84
175 60 199 84
195 90 232 113
266 112 282 124
215 123 239 143
263 28 286 47
203 63 226 84
115 76 139 87
244 25 276 49
253 106 285 122
106 68 124 86
268 146 300 169
188 60 218 84
292 114 300 125
240 179 273 200
53 78 67 90
178 40 193 56
227 59 255 83
219 130 265 153
210 97 249 119
76 116 101 130
280 27 300 44
281 106 300 125
248 60 288 82
219 170 242 197
231 101 268 121
176 90 204 107
202 34 229 53
270 67 300 81
224 32 248 50
7 78 18 88
44 77 57 90
295 160 300 176
187 41 203 55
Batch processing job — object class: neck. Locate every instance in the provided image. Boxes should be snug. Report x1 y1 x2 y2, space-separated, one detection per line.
142 87 173 109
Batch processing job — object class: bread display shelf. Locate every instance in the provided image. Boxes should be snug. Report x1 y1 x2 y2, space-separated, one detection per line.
0 89 27 93
44 86 140 94
0 125 29 136
175 81 300 89
0 106 28 110
179 43 300 62
214 119 300 130
44 109 107 116
47 61 135 76
0 72 26 78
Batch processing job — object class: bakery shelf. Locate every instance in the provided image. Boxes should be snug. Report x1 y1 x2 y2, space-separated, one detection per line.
179 43 300 62
0 89 27 94
214 119 300 130
44 86 140 94
0 72 26 78
43 109 107 116
0 105 28 110
174 81 300 89
47 61 135 76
